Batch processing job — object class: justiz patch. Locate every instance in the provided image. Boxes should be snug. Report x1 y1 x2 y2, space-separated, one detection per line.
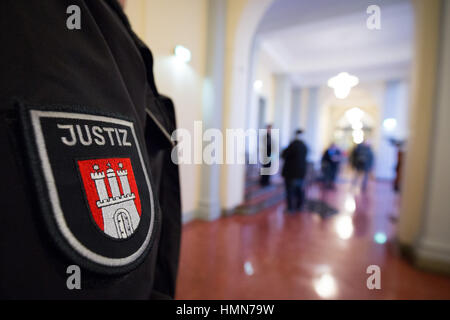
20 105 158 274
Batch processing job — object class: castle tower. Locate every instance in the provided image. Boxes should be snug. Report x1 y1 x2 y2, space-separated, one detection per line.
89 161 140 239
117 162 131 195
106 162 121 198
90 164 108 201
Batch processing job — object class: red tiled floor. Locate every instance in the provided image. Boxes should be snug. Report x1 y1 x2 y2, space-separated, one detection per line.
175 178 450 299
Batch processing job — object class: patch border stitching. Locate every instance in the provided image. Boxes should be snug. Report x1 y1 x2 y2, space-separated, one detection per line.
28 109 156 268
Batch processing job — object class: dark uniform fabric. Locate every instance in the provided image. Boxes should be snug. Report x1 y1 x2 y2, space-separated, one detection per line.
0 0 181 299
281 139 308 211
281 139 308 180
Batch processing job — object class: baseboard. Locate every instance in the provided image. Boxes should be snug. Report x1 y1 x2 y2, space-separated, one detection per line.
182 210 196 224
396 237 450 275
182 207 239 224
414 239 450 274
221 207 236 217
415 256 450 274
397 242 416 263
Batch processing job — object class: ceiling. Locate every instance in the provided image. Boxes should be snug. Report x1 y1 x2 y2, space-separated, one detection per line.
255 0 414 86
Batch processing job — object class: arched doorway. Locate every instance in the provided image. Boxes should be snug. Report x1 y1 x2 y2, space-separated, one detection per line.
229 0 414 209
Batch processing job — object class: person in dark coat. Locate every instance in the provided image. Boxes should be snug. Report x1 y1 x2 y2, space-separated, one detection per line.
350 141 374 192
321 143 342 189
281 129 308 212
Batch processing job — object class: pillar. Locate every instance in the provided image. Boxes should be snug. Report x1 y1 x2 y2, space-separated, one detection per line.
197 0 226 220
303 87 321 164
398 0 442 246
414 0 450 272
273 74 292 149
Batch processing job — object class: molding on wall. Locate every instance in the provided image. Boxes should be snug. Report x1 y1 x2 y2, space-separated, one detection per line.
412 0 450 276
415 239 450 274
397 0 442 244
183 207 237 224
396 238 450 275
416 239 450 263
182 210 196 224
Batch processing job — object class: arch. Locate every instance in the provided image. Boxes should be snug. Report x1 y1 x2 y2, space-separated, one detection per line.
320 87 382 151
222 0 275 209
222 0 416 210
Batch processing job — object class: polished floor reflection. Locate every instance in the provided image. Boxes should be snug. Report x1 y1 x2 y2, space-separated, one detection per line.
176 178 450 299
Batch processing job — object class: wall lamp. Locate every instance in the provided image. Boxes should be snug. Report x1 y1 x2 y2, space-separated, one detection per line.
174 45 191 63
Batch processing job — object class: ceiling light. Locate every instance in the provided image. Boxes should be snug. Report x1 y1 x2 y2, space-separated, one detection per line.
346 107 364 123
328 72 359 99
351 120 363 130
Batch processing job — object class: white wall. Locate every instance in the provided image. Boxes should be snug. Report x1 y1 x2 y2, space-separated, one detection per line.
303 87 322 163
273 75 293 149
126 0 277 216
376 80 410 179
125 0 208 216
249 49 276 130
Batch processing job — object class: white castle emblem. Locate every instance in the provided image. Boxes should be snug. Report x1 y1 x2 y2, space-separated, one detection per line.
90 162 140 239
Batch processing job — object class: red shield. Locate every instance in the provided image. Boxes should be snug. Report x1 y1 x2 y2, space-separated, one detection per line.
78 158 142 239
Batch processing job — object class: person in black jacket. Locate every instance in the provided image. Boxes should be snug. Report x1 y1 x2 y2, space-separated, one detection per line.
0 0 181 299
321 143 342 189
281 129 308 213
350 141 374 192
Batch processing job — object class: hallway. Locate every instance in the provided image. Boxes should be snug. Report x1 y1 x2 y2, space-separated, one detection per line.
176 179 450 299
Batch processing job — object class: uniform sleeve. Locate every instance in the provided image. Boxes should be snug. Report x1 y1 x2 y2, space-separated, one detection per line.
148 96 182 299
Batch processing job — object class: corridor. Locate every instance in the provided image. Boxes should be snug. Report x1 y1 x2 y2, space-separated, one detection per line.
122 0 450 300
176 177 450 299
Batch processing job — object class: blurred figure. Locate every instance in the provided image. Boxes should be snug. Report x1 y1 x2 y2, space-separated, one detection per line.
350 141 374 192
281 129 308 212
260 124 273 187
390 139 406 192
321 143 342 189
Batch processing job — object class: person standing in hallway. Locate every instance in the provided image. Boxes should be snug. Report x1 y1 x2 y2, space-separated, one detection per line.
321 143 342 189
260 124 273 187
281 129 308 212
390 139 405 192
350 141 374 192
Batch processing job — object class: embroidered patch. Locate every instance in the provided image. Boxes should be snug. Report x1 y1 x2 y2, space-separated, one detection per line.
20 105 158 274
